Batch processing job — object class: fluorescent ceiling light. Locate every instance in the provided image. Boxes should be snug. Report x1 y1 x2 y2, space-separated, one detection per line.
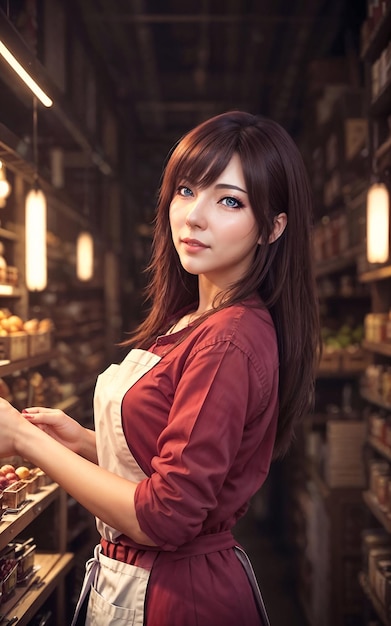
0 40 53 107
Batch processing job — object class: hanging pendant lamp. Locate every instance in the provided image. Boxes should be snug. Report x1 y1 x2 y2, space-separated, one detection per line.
25 97 47 291
76 230 94 281
25 187 47 290
366 182 390 264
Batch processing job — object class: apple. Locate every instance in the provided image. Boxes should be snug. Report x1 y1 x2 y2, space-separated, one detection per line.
5 472 17 482
15 466 30 480
0 476 7 489
1 464 15 474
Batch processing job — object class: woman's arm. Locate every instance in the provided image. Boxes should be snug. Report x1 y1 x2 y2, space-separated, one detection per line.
1 400 156 546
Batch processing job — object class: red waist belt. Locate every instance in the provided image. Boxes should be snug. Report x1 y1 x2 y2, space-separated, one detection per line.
100 530 237 567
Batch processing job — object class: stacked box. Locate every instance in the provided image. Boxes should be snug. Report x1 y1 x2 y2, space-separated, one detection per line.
325 420 367 487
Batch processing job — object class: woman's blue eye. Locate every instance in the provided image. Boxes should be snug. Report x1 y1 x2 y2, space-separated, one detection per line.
178 185 193 197
221 196 243 208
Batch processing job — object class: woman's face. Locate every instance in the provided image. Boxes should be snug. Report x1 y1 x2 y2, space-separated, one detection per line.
169 153 260 291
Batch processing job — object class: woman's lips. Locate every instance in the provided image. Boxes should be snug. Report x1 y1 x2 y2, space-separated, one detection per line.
181 238 208 250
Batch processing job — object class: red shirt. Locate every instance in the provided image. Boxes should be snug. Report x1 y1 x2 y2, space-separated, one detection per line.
122 298 279 550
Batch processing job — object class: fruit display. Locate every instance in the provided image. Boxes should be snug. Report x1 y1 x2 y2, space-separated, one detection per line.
0 309 54 362
321 322 364 349
319 321 369 373
0 309 53 337
0 463 38 492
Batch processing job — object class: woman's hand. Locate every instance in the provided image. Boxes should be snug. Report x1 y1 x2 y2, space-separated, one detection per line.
22 407 85 454
0 401 152 545
0 398 25 457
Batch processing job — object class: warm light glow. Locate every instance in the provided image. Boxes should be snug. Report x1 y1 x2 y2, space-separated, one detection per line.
77 231 94 281
367 183 390 264
25 188 47 291
0 161 11 208
0 40 53 107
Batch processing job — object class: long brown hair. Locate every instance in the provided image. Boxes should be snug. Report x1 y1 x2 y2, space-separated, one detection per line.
127 111 319 457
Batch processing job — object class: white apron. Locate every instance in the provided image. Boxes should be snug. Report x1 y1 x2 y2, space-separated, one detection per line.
71 349 161 626
71 348 271 626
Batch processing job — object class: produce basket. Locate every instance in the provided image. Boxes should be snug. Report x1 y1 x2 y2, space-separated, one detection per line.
22 474 40 494
0 333 29 361
2 480 28 509
28 330 52 357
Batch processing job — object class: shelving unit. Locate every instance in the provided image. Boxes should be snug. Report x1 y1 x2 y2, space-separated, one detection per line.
355 5 391 623
0 153 100 626
285 229 370 623
1 552 74 626
359 571 391 626
0 484 74 625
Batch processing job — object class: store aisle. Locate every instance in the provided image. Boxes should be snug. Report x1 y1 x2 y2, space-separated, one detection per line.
234 496 307 626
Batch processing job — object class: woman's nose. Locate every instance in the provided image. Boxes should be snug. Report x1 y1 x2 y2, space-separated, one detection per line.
185 194 207 228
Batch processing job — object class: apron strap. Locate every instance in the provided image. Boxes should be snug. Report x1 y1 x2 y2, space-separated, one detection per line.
234 545 271 626
71 544 101 626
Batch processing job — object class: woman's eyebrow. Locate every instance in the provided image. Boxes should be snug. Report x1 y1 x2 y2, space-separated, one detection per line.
214 183 248 194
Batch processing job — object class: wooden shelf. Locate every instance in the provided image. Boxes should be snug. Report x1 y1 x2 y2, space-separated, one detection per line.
363 490 391 533
361 389 391 411
362 340 391 357
0 350 57 377
359 571 391 626
359 264 391 283
0 484 59 551
0 552 74 626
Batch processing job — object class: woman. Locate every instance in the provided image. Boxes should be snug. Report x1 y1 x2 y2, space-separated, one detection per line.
0 111 319 625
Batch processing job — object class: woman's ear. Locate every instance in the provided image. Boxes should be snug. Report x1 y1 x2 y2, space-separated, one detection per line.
267 212 287 244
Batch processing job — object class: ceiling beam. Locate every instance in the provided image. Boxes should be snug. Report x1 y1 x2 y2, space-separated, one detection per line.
85 13 336 25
